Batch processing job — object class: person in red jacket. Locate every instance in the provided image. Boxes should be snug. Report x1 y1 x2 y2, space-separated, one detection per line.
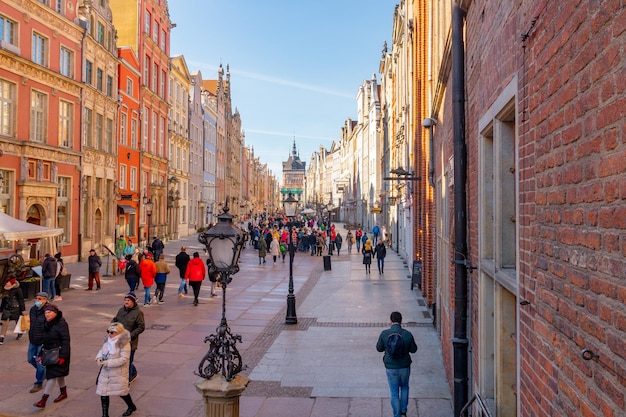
138 253 156 306
184 252 206 306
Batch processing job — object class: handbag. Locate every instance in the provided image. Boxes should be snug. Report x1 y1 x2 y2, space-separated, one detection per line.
41 347 60 366
60 267 69 276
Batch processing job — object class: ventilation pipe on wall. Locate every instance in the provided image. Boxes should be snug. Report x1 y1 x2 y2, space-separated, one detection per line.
451 4 469 417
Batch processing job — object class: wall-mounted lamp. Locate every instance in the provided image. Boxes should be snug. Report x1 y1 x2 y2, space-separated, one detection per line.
422 117 438 189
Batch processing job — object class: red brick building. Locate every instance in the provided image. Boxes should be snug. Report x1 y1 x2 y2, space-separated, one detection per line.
430 1 626 415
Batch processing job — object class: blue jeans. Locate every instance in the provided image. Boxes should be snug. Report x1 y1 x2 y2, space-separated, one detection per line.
43 277 56 299
27 343 45 386
126 278 138 294
129 349 137 379
386 367 411 417
143 285 152 304
378 257 385 273
178 278 187 294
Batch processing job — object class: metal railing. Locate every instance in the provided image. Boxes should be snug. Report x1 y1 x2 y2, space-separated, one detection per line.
460 393 493 417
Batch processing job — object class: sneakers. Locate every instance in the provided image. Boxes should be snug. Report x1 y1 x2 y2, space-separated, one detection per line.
158 300 164 304
16 333 23 340
178 293 184 298
143 303 150 307
55 296 62 301
193 300 198 306
210 293 217 297
30 384 43 393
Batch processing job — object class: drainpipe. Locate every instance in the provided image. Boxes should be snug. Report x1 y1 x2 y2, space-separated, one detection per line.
451 5 469 417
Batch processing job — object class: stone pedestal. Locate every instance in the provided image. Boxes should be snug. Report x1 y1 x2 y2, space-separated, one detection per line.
194 374 250 417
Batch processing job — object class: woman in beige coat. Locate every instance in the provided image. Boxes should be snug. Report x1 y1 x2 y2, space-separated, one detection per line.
269 237 281 265
95 323 137 417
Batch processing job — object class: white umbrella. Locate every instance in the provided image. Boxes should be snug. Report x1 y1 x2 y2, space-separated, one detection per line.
300 208 316 214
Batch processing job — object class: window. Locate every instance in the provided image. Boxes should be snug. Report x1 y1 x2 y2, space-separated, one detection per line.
96 68 103 91
126 77 133 96
85 60 93 84
59 47 72 77
152 62 158 91
30 90 47 143
58 100 72 147
106 118 113 153
0 79 16 137
159 116 165 156
32 32 48 66
119 165 127 190
130 167 137 191
97 22 105 44
144 11 151 34
153 22 159 43
160 29 166 50
143 56 149 86
160 69 166 98
95 113 103 150
84 108 92 146
130 118 137 148
57 176 70 244
106 76 113 97
55 0 64 14
0 16 17 45
119 112 127 145
151 111 157 153
142 107 148 150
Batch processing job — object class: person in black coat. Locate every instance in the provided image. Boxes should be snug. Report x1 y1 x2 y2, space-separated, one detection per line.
0 277 26 344
175 247 190 296
374 239 387 274
34 304 71 408
151 237 164 260
123 255 141 294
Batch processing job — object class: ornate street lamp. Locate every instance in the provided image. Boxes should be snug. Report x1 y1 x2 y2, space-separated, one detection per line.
283 193 298 324
197 205 248 381
144 198 153 243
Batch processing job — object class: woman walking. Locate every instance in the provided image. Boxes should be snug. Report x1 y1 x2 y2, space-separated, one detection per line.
185 252 206 306
269 237 281 265
53 253 64 301
33 304 71 409
346 230 354 254
257 235 267 265
362 239 374 274
95 322 137 417
0 277 26 344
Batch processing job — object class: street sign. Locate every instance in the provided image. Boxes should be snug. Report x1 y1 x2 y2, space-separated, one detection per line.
371 207 382 213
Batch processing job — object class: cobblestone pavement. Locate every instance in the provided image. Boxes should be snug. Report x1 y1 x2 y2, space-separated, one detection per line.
0 223 452 417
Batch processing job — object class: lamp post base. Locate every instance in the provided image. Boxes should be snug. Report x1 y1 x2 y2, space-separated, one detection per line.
286 294 297 324
195 374 250 417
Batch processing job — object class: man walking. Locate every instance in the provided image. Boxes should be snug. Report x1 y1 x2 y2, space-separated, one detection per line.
41 253 57 300
27 292 49 393
86 249 102 290
175 246 190 296
111 293 145 384
151 236 164 260
374 238 387 274
376 311 418 417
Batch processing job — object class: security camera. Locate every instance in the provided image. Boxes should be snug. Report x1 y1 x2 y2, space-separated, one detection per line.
422 117 438 128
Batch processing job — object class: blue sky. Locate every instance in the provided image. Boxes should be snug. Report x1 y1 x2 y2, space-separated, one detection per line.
169 1 397 181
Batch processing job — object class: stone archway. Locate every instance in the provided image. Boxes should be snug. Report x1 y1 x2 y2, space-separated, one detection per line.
26 205 44 259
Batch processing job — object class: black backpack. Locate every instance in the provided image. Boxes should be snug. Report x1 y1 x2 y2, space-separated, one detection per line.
386 332 405 359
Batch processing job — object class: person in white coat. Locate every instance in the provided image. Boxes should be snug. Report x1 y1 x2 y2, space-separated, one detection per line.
95 323 137 417
269 237 281 265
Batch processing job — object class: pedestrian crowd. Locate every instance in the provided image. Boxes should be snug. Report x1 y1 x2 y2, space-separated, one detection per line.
0 218 396 416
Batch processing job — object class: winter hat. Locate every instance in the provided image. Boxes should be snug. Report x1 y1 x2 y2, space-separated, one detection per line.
124 293 137 304
107 322 125 335
44 304 59 313
36 292 49 298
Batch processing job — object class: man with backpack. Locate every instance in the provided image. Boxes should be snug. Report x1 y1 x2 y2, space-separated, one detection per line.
376 311 418 417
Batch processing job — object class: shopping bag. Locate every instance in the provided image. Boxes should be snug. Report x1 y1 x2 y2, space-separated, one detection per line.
21 315 30 332
13 316 29 334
